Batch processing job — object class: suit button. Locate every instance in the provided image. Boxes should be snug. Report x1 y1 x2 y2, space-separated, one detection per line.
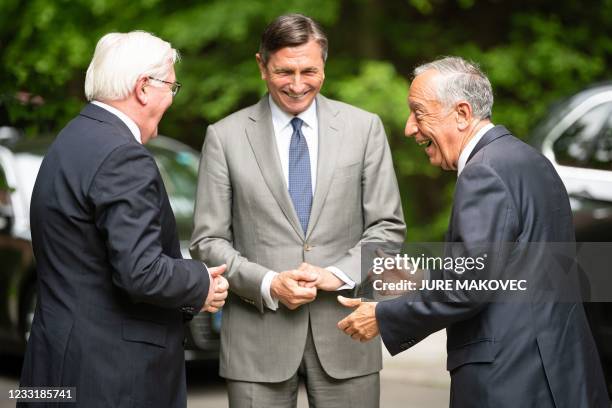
181 306 195 314
400 339 415 350
304 244 312 251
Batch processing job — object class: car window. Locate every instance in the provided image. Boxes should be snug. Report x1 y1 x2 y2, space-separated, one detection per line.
148 145 200 239
593 117 612 170
553 101 612 170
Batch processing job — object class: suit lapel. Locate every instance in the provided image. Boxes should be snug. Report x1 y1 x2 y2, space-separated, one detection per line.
449 125 513 241
306 95 343 239
466 125 512 164
79 103 136 144
245 96 305 238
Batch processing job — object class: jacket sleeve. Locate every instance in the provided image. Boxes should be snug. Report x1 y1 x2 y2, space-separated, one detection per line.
376 162 519 355
190 125 269 313
89 142 210 310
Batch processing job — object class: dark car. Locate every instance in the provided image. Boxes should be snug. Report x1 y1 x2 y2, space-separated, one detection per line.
530 82 612 394
0 128 220 360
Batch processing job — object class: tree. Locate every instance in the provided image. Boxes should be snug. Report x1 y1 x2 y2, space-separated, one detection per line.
2 0 610 240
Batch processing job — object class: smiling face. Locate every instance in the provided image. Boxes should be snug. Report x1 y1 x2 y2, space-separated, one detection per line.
404 69 463 170
256 39 325 115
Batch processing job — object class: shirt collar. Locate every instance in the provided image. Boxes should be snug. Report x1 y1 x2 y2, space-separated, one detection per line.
269 94 318 132
91 100 142 144
457 123 495 176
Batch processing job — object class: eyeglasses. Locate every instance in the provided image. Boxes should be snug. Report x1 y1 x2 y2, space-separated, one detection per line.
148 76 182 96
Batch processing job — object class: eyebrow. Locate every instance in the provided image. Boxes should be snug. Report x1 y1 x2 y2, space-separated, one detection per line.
409 101 425 111
272 67 319 73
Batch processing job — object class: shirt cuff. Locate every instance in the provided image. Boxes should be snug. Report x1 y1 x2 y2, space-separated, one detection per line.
325 266 355 290
261 270 279 310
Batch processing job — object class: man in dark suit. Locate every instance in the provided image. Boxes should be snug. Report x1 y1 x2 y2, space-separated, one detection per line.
338 56 609 407
19 31 228 407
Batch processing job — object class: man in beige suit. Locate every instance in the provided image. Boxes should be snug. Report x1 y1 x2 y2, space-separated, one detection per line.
190 13 405 408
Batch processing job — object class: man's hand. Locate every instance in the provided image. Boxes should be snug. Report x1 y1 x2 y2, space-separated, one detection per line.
297 263 344 291
271 269 318 310
203 264 229 313
337 296 379 342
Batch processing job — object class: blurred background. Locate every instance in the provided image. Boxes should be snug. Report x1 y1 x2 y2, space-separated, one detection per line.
2 0 612 241
1 1 611 406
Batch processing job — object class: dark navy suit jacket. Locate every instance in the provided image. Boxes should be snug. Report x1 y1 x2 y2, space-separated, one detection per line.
376 126 609 407
19 104 210 408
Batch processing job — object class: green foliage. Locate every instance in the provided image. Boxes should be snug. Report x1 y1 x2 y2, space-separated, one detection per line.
456 13 607 137
1 0 611 241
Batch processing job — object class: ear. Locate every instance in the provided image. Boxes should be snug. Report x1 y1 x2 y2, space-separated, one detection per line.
135 76 148 105
455 101 472 131
255 53 267 81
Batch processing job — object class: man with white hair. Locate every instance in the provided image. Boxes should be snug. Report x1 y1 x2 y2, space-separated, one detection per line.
338 56 609 407
19 31 228 407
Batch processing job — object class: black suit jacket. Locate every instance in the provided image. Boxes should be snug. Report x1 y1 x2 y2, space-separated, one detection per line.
19 104 210 408
376 126 608 407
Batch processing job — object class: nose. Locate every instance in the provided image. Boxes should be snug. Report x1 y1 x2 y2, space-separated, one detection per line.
289 73 306 93
405 113 418 138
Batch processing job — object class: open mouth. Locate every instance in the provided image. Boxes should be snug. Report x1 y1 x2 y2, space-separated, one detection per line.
416 139 433 148
284 90 310 99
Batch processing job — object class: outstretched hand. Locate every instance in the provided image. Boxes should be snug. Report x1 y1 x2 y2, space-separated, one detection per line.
337 296 379 342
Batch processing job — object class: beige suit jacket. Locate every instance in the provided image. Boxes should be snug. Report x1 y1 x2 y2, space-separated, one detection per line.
190 94 405 382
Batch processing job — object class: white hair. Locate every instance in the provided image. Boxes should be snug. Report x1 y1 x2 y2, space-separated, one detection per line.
84 31 179 101
414 56 493 119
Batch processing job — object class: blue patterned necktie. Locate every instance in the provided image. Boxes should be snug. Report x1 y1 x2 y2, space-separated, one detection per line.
288 117 312 234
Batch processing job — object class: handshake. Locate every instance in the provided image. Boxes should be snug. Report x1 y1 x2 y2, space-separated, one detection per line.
270 263 344 310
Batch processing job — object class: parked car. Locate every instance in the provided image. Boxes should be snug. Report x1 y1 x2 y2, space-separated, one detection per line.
0 128 220 360
530 82 612 395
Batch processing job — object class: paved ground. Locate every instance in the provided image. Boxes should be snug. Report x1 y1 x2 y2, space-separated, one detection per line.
0 331 450 407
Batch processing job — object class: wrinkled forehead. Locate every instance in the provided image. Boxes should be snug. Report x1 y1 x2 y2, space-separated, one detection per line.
408 70 441 108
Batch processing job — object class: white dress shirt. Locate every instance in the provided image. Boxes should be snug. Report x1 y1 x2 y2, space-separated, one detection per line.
269 95 319 191
457 123 494 176
261 96 355 311
91 100 142 144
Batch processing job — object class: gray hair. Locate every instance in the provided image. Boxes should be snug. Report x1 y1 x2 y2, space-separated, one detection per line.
414 56 493 119
259 14 328 65
84 31 179 101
